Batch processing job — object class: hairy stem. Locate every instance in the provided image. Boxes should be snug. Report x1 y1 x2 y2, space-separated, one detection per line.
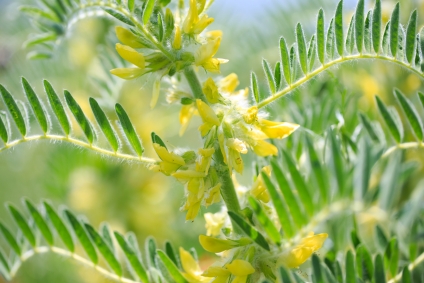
10 246 138 283
0 135 156 164
183 66 242 215
258 54 424 109
382 141 424 158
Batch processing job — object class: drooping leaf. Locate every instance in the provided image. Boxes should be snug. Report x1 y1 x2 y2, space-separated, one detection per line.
248 197 281 244
43 80 70 136
65 210 98 264
389 3 400 57
65 90 95 144
375 96 402 143
103 7 135 26
296 23 308 74
0 84 27 136
317 9 325 64
115 103 144 156
43 202 74 252
262 59 276 94
228 211 270 251
405 10 418 64
262 172 294 238
85 224 122 276
372 0 382 53
157 250 187 283
394 89 423 141
21 77 49 133
114 231 149 283
334 0 344 57
355 0 364 53
89 98 120 152
280 37 292 85
24 200 53 246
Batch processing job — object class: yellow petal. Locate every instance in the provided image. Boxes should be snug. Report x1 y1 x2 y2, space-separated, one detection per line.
196 99 220 126
159 161 181 176
257 119 299 139
300 233 328 252
251 140 278 156
185 200 202 221
172 170 206 179
173 26 182 50
226 138 248 154
243 106 258 124
183 0 199 34
115 43 145 68
219 73 239 93
206 30 223 40
228 149 243 173
199 147 215 157
226 260 255 276
179 105 196 136
201 58 227 73
180 247 202 275
193 15 214 34
232 276 248 283
204 183 221 207
153 143 185 165
110 68 145 80
195 37 222 65
150 79 161 109
202 266 230 277
204 212 225 236
199 235 239 253
115 26 144 48
202 77 220 104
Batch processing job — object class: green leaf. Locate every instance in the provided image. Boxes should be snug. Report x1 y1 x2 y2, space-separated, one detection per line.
364 11 372 53
103 7 135 26
89 98 119 152
385 238 399 277
262 59 276 94
0 84 27 136
401 266 411 283
165 241 179 268
21 77 49 133
374 254 386 283
419 92 424 109
356 245 373 281
262 172 294 238
0 248 10 275
346 15 355 54
19 6 60 22
307 36 316 72
283 151 313 216
329 130 345 195
0 113 8 143
251 72 260 103
115 103 144 156
157 13 164 42
248 197 281 244
305 136 327 206
24 200 53 246
355 0 364 53
375 96 402 143
405 10 417 64
143 0 155 25
317 9 325 64
296 23 308 74
0 222 21 255
43 80 70 136
312 254 324 283
372 0 382 53
228 211 270 251
157 250 187 283
145 236 157 268
394 89 423 141
351 229 361 248
127 0 135 12
65 210 98 264
23 33 57 49
375 225 388 251
7 204 36 247
271 159 306 228
382 21 391 55
335 0 344 57
279 266 294 283
389 3 400 57
379 152 401 210
354 138 371 200
151 132 167 149
274 62 282 91
100 223 114 253
43 202 74 252
64 90 95 144
345 250 356 283
322 264 338 283
279 37 291 85
85 224 122 276
359 113 380 142
114 231 149 283
326 19 335 60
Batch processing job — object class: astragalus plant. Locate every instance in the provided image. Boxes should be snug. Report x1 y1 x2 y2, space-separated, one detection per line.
0 0 424 282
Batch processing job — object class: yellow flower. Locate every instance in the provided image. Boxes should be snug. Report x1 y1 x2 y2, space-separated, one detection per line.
204 212 225 236
153 143 185 166
115 26 144 49
203 266 230 283
183 0 214 35
250 166 271 203
204 183 221 207
278 232 328 268
202 77 221 104
110 68 145 80
173 26 182 50
243 106 258 124
197 99 220 136
179 104 196 136
219 73 239 93
196 147 215 174
226 138 248 154
179 247 210 283
228 148 244 174
195 37 228 73
115 43 145 68
226 260 255 283
199 235 240 253
251 140 278 157
172 170 206 180
256 119 299 139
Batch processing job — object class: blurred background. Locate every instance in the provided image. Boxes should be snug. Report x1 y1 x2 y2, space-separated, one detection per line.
0 0 424 282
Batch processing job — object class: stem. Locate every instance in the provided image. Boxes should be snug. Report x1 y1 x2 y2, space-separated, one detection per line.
382 141 424 158
183 67 207 102
182 66 241 214
388 251 424 283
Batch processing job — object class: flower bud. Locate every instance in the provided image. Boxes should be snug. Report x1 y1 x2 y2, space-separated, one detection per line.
115 43 145 68
115 26 144 48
